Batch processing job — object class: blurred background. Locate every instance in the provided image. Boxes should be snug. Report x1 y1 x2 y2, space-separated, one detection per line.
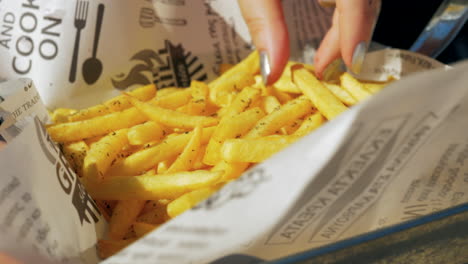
373 0 468 64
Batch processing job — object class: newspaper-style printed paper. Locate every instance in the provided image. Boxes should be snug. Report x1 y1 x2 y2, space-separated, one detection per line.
2 0 468 264
0 0 332 109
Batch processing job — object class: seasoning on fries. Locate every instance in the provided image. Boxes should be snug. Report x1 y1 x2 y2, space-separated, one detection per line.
47 50 392 258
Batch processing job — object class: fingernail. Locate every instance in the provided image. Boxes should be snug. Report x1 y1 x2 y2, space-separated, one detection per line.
260 51 271 85
351 41 367 75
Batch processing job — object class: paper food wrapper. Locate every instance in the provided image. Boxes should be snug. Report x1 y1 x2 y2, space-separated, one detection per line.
1 0 467 263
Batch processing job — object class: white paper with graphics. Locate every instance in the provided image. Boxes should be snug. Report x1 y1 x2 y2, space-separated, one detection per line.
0 79 106 263
0 0 333 109
2 53 468 264
2 0 468 263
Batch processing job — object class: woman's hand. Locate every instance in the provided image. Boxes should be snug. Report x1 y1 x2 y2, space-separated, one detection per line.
238 0 381 83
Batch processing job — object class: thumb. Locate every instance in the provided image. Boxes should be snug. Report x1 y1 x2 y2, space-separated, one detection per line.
238 0 290 84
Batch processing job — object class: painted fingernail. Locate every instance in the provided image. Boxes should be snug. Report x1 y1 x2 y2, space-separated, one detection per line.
260 51 271 85
351 41 367 75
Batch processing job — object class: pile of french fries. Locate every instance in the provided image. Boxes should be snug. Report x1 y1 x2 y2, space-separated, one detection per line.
47 51 389 258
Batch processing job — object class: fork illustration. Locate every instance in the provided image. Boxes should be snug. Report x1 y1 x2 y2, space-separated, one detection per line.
69 0 89 83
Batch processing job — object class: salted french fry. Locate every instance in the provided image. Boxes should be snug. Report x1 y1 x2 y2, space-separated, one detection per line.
84 136 102 147
294 112 325 137
95 200 116 222
47 107 146 143
219 63 234 74
62 141 88 176
209 51 259 106
51 108 77 123
97 239 136 259
363 82 387 94
292 66 347 120
193 144 209 170
187 81 209 115
211 160 249 181
268 85 294 104
166 126 202 173
323 82 357 106
137 200 170 224
127 121 167 146
261 96 281 114
109 200 146 240
153 88 192 109
107 126 215 176
128 95 218 129
157 160 171 174
340 72 372 102
220 86 261 118
156 87 181 97
280 118 303 135
204 107 265 165
133 222 158 237
87 170 223 200
245 96 313 138
167 187 217 218
82 129 129 182
69 84 156 122
273 61 315 94
221 136 299 163
140 199 170 215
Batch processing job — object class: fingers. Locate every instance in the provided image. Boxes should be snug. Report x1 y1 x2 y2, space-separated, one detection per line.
337 0 380 73
314 10 341 79
315 0 380 76
238 0 289 84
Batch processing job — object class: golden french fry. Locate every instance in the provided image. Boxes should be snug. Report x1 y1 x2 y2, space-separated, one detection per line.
221 136 299 163
140 199 170 214
62 141 88 176
152 88 192 109
268 85 294 104
293 65 347 120
204 107 265 165
294 112 325 137
107 126 215 176
95 200 117 222
192 144 209 170
157 160 171 174
323 82 357 106
167 187 217 218
47 107 146 143
128 95 218 129
261 96 281 114
87 170 223 200
166 126 202 173
273 61 315 94
137 200 170 224
97 239 136 259
187 81 209 115
127 121 167 146
156 87 181 97
69 84 156 122
280 118 303 135
51 108 77 123
109 200 146 240
245 96 313 138
211 160 249 181
209 51 259 106
220 86 261 118
363 82 387 94
340 72 372 102
133 222 158 237
82 129 129 181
